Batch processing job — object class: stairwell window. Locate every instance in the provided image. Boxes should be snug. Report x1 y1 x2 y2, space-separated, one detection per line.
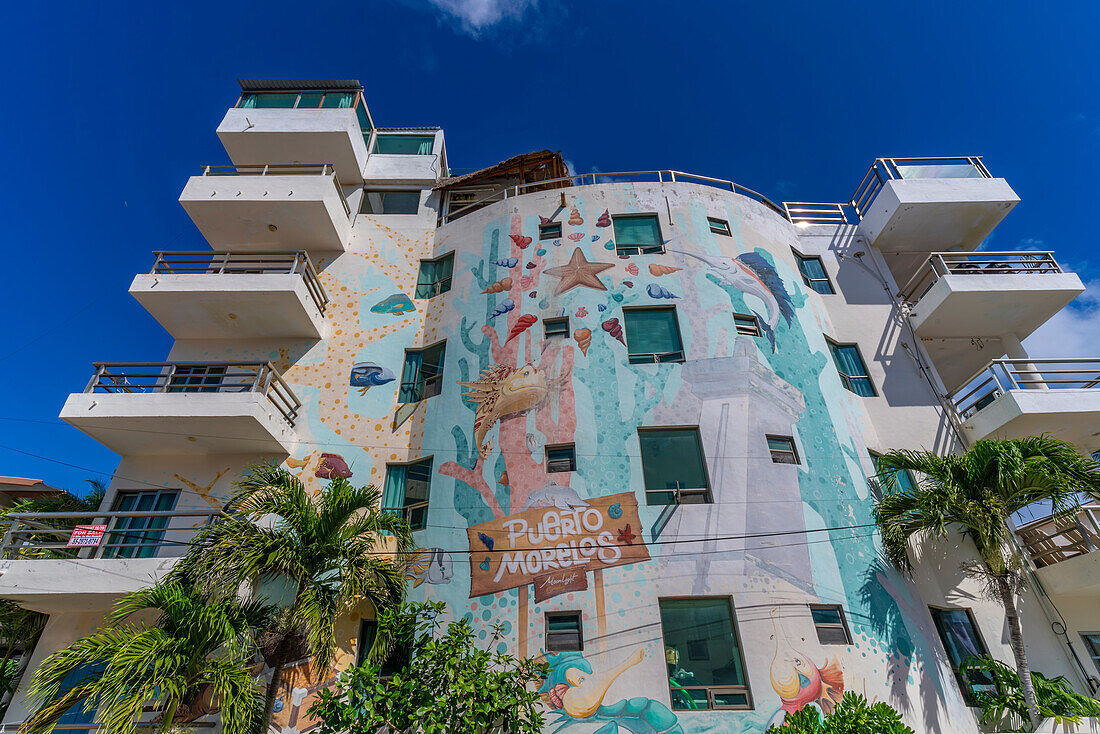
638 428 710 505
361 190 422 215
708 217 731 236
869 451 918 497
767 436 799 465
545 444 577 473
373 134 435 155
930 607 998 705
383 458 432 530
795 252 835 294
415 253 454 298
733 313 761 337
540 222 562 240
623 307 684 364
810 605 852 645
659 598 753 710
613 214 664 255
400 342 446 402
827 339 876 397
544 317 570 339
545 612 584 652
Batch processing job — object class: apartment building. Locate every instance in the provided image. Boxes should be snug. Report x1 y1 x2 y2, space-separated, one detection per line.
1 79 1098 733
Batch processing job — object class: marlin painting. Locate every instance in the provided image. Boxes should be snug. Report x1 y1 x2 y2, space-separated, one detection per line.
672 248 794 352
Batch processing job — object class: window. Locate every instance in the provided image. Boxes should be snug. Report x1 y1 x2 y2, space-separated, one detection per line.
167 364 227 393
623 307 684 364
415 253 454 299
613 214 663 255
827 340 875 397
545 612 583 652
659 599 752 710
383 458 432 530
399 342 446 402
104 489 179 559
540 222 562 240
545 444 577 473
373 134 435 155
544 317 569 338
638 428 710 505
357 619 411 679
53 663 106 734
930 607 998 705
708 217 731 236
869 452 918 496
810 605 852 645
1082 634 1100 676
795 252 835 294
361 190 421 215
733 313 761 337
767 436 799 465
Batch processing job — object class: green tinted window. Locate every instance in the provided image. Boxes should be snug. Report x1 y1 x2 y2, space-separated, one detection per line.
796 253 834 294
415 254 454 299
613 215 663 254
373 135 435 155
828 341 875 397
400 343 446 402
659 599 752 710
623 308 683 363
639 429 709 505
383 458 432 530
361 190 421 215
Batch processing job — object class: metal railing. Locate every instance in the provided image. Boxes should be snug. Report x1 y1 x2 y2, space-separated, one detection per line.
439 170 786 225
1016 505 1100 568
149 251 328 315
782 201 850 225
951 358 1100 418
84 362 301 427
0 509 221 561
198 163 351 218
899 251 1063 302
852 156 991 219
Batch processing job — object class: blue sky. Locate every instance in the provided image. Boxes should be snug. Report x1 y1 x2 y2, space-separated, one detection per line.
2 0 1099 492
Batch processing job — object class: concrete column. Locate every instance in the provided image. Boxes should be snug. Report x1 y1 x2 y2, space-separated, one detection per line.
1001 332 1048 390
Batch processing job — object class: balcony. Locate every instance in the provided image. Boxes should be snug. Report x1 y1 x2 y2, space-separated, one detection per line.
0 509 220 611
1016 505 1100 596
130 251 328 339
217 83 372 184
901 252 1085 388
60 362 300 456
951 359 1100 447
179 164 353 252
362 129 442 183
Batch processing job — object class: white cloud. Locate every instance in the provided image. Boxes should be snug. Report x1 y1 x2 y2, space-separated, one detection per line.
1023 279 1100 358
426 0 538 35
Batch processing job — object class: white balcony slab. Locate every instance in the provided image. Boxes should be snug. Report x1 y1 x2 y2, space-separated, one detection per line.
179 173 352 252
960 388 1100 447
363 153 441 183
60 392 298 456
217 108 367 184
130 273 325 339
0 558 178 612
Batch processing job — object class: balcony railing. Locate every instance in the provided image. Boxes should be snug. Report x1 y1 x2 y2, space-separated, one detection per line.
149 251 329 315
0 509 221 561
951 358 1100 418
1016 505 1100 568
84 362 301 427
899 251 1063 302
439 170 785 225
198 163 352 218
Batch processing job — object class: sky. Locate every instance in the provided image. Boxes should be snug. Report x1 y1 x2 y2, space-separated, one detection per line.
2 0 1099 493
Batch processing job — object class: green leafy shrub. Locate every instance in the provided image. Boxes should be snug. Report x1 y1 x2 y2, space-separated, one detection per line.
766 692 914 734
960 656 1100 731
310 601 546 734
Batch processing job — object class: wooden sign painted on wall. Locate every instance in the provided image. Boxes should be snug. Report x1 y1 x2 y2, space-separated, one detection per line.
466 492 649 598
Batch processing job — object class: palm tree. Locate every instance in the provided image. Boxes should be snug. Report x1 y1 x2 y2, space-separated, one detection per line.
873 436 1100 730
22 581 269 734
171 463 413 724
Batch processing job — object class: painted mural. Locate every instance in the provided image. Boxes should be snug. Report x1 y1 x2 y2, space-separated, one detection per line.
196 185 982 733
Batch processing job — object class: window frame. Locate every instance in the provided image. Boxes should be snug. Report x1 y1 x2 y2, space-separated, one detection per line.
825 338 877 397
1081 633 1100 676
104 489 181 559
383 457 433 531
809 604 853 645
766 435 800 465
708 217 731 236
539 222 562 240
869 451 918 497
357 618 411 680
623 305 685 364
657 596 754 711
793 250 835 295
929 606 999 706
544 316 570 339
612 214 665 255
733 313 761 337
545 443 577 473
372 133 437 155
415 252 454 299
638 426 712 506
545 612 584 653
399 341 447 403
360 189 423 216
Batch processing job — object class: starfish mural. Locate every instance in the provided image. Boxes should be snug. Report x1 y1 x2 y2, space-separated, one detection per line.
544 247 615 295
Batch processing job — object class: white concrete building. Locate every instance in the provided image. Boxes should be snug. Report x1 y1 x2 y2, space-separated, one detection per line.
1 80 1098 734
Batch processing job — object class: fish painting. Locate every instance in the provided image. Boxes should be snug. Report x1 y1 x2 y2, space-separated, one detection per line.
459 364 550 461
406 548 453 587
523 483 590 511
672 249 794 351
370 293 415 315
350 362 395 390
770 609 844 717
315 453 352 480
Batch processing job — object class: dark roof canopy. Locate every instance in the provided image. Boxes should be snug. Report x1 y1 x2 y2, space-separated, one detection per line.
434 150 569 190
238 79 363 92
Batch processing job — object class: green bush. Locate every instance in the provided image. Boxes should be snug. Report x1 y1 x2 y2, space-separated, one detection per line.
960 656 1100 732
766 693 914 734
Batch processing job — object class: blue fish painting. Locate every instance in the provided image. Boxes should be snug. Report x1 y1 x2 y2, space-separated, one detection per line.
370 293 415 315
350 363 395 389
492 257 519 268
490 298 516 319
646 283 678 299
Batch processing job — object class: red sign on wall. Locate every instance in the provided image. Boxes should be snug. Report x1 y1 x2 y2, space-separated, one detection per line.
67 525 107 547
